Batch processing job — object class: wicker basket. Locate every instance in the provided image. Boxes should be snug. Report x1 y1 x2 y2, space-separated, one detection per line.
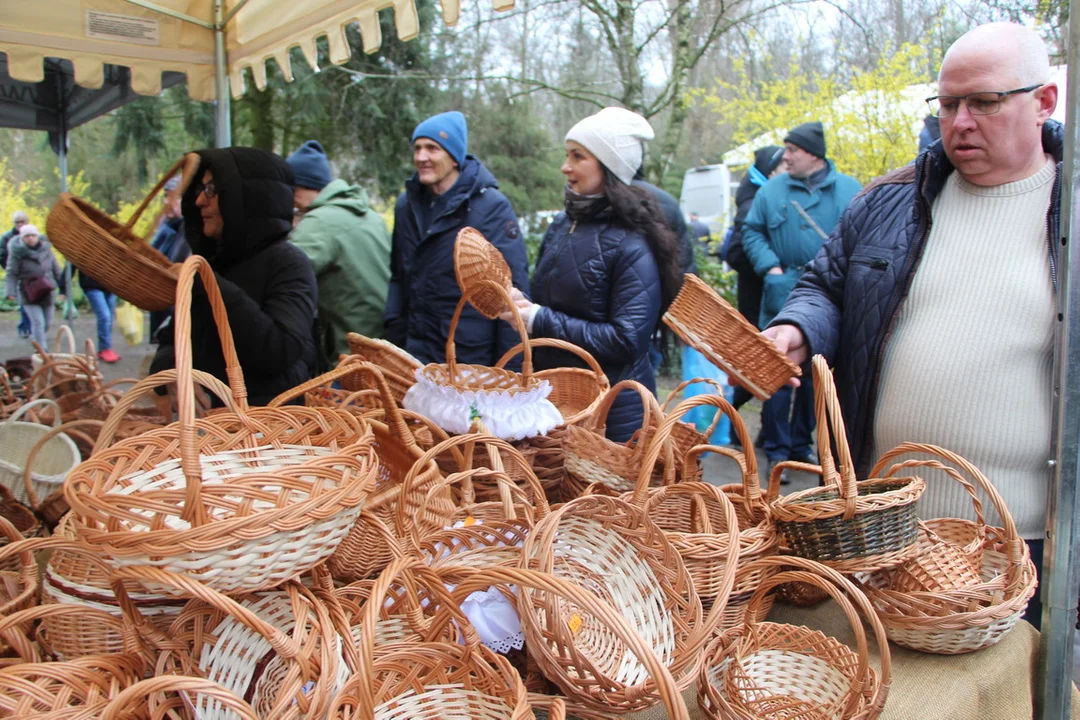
698 555 891 720
0 369 21 422
455 226 515 319
30 325 99 381
769 356 925 573
101 675 260 720
0 399 80 508
496 338 610 426
113 564 346 720
404 280 562 440
520 494 702 715
0 484 40 574
65 256 379 596
327 558 532 720
562 380 665 497
853 442 1038 654
663 273 801 400
659 377 729 477
46 161 181 311
0 515 39 640
343 333 422 401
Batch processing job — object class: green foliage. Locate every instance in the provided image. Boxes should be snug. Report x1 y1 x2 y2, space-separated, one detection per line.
694 246 737 305
112 96 168 185
696 43 933 184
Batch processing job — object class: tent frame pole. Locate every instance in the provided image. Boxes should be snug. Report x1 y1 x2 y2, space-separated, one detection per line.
212 0 230 148
1038 4 1080 717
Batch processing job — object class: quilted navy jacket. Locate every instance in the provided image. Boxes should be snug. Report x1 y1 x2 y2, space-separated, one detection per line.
384 157 530 366
529 213 662 442
774 121 1064 476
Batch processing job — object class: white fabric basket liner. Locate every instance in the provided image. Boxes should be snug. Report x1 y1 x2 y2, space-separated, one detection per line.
404 367 562 440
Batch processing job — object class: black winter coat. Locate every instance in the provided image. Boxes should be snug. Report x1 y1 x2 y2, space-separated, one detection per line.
151 147 318 407
530 213 662 443
775 120 1064 476
385 157 529 366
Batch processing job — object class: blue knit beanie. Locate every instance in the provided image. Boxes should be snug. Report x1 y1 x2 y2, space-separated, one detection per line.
411 111 468 168
286 140 332 191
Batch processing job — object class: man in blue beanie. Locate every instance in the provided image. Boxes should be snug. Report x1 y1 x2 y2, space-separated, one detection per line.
384 111 529 366
288 140 391 368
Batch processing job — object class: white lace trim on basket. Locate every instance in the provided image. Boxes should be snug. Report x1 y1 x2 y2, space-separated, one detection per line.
461 585 525 654
403 368 563 440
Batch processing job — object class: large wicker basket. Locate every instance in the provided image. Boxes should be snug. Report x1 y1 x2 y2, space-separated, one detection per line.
769 356 925 573
855 443 1038 654
663 273 801 399
698 555 891 720
65 256 379 596
46 161 182 311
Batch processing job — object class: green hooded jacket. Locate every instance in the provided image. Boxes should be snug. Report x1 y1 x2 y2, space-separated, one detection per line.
290 179 391 364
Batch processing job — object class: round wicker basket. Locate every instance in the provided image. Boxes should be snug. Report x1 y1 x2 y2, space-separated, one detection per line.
454 226 515 320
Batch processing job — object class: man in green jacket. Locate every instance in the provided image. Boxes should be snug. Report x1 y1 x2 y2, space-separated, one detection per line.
288 140 392 368
741 121 861 481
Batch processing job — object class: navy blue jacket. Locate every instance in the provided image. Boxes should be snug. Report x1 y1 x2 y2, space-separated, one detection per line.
385 157 529 365
151 147 319 407
529 213 662 442
774 121 1064 476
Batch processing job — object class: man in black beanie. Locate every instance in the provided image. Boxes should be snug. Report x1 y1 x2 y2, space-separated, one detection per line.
740 121 860 481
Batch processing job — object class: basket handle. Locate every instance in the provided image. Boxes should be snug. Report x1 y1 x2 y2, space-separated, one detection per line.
434 563 693 720
495 337 606 382
871 443 1023 572
8 398 62 427
811 355 858 514
100 676 260 720
21 419 100 509
584 378 661 436
123 157 186 232
0 367 14 402
173 255 251 527
446 279 532 382
743 555 891 717
0 601 141 664
661 376 730 439
95 368 237 449
763 459 822 503
52 324 77 355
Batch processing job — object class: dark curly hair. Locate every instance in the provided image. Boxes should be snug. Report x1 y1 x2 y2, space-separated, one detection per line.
600 166 685 311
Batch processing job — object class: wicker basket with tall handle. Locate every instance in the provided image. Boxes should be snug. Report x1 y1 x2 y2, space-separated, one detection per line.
46 159 182 311
65 256 379 596
855 442 1038 654
769 355 925 573
698 555 891 720
495 338 610 426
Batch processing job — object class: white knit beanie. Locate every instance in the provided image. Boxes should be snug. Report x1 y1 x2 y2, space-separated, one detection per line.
18 224 39 237
565 107 655 185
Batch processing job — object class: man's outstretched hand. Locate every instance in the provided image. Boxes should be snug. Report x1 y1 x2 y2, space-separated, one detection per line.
763 324 808 386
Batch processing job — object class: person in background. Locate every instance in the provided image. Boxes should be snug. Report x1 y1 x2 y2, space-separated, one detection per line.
765 22 1059 627
385 111 529 365
0 211 32 339
919 114 942 151
742 121 861 481
149 176 190 339
501 107 684 442
287 140 392 368
150 147 318 406
724 145 786 420
689 211 712 253
75 269 120 363
5 224 65 349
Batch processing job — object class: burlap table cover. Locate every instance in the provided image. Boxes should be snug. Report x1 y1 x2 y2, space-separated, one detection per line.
615 601 1079 720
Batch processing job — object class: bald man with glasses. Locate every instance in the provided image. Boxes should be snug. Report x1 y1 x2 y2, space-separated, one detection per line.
761 22 1061 628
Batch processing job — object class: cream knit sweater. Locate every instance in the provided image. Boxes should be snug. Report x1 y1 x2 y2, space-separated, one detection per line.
872 157 1056 539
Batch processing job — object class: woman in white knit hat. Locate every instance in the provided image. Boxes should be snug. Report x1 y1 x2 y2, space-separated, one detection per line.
4 224 65 349
501 107 684 441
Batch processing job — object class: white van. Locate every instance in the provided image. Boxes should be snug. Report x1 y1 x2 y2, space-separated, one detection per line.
679 164 733 236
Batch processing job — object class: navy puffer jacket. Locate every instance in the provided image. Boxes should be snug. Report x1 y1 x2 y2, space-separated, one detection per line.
385 157 529 366
774 121 1064 476
529 213 662 442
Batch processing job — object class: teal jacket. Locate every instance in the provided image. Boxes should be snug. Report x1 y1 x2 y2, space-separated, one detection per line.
742 161 861 327
291 179 392 364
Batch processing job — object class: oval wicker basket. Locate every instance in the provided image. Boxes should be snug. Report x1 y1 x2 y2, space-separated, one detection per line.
65 256 379 596
854 442 1038 654
698 555 891 720
663 273 801 399
45 162 181 311
769 356 925 573
495 338 609 427
454 226 515 320
0 398 80 509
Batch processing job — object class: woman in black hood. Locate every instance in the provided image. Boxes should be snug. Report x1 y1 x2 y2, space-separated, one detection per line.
150 147 318 406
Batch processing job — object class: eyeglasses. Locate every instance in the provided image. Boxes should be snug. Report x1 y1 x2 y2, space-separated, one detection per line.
195 181 217 200
925 84 1043 118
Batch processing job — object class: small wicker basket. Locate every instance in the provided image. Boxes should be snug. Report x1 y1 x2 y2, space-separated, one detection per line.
663 273 801 399
0 399 80 508
769 356 925 573
455 226 515 319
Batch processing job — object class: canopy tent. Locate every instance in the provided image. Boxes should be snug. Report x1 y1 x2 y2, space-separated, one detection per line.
1 0 512 145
